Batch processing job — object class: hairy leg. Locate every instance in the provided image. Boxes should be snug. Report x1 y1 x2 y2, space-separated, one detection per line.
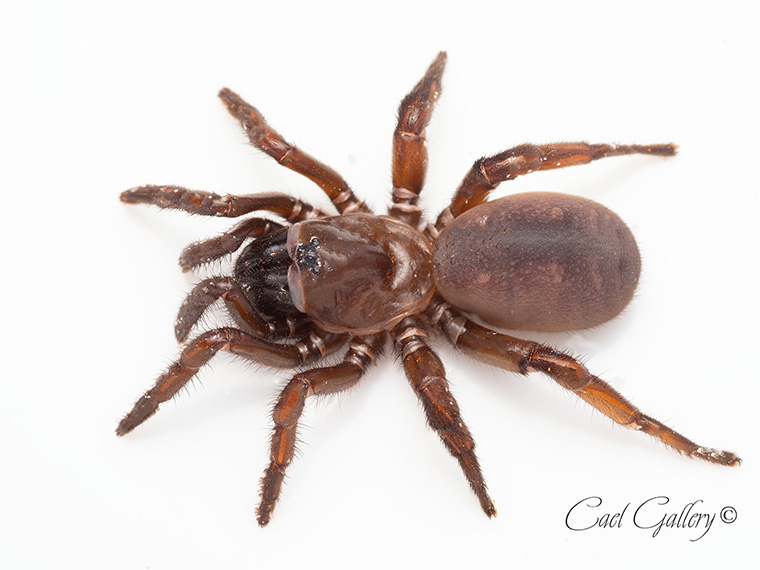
434 142 676 232
388 51 447 228
219 88 370 215
121 186 327 219
174 276 311 343
393 316 496 517
429 299 740 466
178 217 286 271
116 328 347 436
257 334 385 526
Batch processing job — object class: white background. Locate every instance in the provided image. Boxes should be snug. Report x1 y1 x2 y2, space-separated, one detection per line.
2 1 758 568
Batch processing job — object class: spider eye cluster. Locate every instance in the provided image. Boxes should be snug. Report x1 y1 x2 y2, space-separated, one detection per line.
294 236 324 275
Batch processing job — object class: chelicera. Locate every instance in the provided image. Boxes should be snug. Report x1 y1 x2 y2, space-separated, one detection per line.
117 52 740 527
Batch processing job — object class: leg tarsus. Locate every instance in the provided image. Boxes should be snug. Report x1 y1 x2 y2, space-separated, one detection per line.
630 415 741 466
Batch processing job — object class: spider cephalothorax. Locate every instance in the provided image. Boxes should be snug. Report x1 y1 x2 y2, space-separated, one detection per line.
118 52 740 527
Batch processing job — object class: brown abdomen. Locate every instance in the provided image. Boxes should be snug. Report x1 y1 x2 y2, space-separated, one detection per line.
432 192 641 331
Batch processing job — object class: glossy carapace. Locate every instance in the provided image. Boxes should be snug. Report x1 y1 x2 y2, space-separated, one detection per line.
286 214 434 334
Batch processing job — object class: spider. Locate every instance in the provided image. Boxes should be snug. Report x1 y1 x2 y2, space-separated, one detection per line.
117 52 740 527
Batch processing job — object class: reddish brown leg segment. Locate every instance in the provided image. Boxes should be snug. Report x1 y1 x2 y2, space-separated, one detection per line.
218 88 370 215
389 51 447 228
430 300 740 466
116 328 347 437
174 276 311 343
121 186 326 220
435 142 677 230
393 316 496 517
257 334 385 527
179 217 285 271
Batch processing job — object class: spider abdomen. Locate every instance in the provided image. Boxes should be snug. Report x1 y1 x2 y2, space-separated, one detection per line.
287 214 435 334
432 192 641 332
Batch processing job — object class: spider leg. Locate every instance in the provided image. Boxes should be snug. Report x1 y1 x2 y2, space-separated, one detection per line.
433 142 677 232
116 327 348 437
257 334 385 527
174 276 311 343
430 299 741 467
179 217 286 271
218 88 370 215
393 316 496 517
121 187 328 220
388 51 447 228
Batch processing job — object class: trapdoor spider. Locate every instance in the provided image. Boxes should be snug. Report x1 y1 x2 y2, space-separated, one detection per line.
118 52 740 527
